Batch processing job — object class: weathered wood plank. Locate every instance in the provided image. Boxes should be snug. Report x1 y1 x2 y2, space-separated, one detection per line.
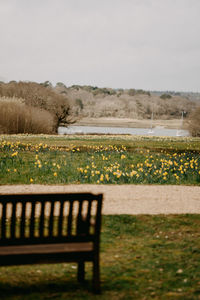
30 201 36 238
0 242 93 255
49 201 55 237
39 201 45 238
67 201 73 236
1 202 7 239
58 201 64 236
20 202 26 238
11 202 16 238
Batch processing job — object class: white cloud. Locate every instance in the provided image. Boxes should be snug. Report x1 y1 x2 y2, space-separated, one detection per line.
0 0 200 91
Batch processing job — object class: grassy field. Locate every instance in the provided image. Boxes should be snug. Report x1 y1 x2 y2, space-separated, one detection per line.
1 134 200 185
0 215 199 300
0 134 200 299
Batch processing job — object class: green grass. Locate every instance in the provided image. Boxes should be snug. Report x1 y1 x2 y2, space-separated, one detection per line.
1 135 200 298
1 134 200 151
0 215 199 299
1 135 200 185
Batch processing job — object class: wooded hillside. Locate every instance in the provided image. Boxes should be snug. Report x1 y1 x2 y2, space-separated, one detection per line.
54 84 197 120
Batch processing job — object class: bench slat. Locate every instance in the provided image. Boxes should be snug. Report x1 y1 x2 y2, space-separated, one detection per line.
67 201 73 236
1 202 7 239
86 201 92 235
11 202 16 238
49 201 55 237
39 201 45 238
77 200 83 235
58 200 64 236
20 202 26 238
0 242 93 255
30 201 36 238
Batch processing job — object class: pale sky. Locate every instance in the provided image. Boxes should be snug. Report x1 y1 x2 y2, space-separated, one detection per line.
1 0 200 91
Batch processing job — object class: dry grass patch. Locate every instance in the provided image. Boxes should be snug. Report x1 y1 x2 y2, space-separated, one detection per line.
0 100 55 134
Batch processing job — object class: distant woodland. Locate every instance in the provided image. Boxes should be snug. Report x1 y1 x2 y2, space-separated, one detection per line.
0 80 200 135
55 83 198 120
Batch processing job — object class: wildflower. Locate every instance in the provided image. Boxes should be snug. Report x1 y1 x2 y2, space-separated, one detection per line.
105 174 109 181
54 172 57 177
121 154 126 159
30 178 34 183
11 151 18 157
100 174 104 181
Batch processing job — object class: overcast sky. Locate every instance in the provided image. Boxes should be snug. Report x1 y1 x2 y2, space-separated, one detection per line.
0 0 200 91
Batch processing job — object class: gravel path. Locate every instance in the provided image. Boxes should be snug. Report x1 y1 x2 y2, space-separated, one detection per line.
0 184 200 215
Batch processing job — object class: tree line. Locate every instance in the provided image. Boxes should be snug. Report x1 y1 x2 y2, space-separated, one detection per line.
0 81 72 134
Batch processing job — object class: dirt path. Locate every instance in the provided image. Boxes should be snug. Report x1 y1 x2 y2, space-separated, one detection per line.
0 184 200 215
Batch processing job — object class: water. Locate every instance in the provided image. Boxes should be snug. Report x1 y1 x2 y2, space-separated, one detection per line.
58 125 189 137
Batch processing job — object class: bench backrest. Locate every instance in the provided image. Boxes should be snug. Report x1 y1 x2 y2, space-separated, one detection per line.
0 193 103 246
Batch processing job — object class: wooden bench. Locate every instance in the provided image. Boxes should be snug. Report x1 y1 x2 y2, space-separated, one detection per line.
0 193 103 293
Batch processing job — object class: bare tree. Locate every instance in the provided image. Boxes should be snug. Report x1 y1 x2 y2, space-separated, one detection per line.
0 81 74 131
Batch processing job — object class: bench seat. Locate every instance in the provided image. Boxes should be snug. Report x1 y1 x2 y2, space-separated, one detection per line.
0 242 93 255
0 193 103 293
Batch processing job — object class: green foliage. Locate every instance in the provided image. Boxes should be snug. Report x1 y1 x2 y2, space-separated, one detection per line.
128 89 136 96
40 80 52 87
71 85 81 90
56 82 67 88
75 98 84 110
92 87 117 96
160 93 172 99
128 89 151 96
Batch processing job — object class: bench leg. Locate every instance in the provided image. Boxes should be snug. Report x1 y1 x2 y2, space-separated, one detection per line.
93 258 101 294
78 261 85 282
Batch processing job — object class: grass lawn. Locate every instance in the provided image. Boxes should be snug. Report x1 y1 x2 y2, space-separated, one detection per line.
0 215 199 300
0 134 200 299
0 134 200 185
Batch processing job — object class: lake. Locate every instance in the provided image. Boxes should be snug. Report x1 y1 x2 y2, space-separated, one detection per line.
58 125 189 137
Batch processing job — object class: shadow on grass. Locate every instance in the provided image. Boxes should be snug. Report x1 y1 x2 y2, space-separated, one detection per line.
0 278 92 300
0 215 200 300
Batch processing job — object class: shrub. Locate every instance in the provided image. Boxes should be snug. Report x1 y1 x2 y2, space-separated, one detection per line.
160 94 172 99
0 81 72 129
0 100 55 134
75 98 84 110
187 106 200 137
128 89 136 96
